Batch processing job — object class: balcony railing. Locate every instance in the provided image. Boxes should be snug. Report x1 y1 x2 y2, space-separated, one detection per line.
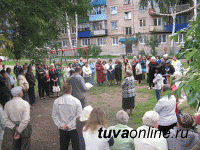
149 25 165 32
89 14 107 22
164 23 189 32
78 30 91 38
91 29 107 36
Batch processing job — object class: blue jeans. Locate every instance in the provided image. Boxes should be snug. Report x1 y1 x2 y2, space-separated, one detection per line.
91 71 95 85
155 89 162 101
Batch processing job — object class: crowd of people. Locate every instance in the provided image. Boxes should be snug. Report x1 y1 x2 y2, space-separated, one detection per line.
0 54 199 150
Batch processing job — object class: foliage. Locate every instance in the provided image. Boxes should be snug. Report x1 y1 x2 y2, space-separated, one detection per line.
138 49 147 57
145 35 160 56
169 48 175 56
169 11 200 107
0 0 91 60
77 44 102 58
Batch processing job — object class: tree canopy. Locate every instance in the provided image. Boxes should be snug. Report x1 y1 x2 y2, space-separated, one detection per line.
0 0 91 61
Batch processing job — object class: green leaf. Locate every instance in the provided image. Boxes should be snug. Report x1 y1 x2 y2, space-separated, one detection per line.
185 48 197 60
187 92 199 108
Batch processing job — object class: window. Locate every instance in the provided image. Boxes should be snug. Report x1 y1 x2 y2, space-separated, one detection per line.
138 4 146 11
112 37 118 45
111 21 118 30
154 18 166 26
62 40 67 47
78 23 90 32
176 34 186 43
63 28 67 34
125 12 131 20
97 38 106 46
157 35 167 43
139 19 146 27
125 27 132 35
110 6 117 14
82 39 91 46
72 39 76 47
124 0 130 4
90 6 106 15
139 35 147 44
71 27 76 34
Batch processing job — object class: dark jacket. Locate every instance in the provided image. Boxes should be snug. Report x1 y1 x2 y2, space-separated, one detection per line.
0 74 11 107
140 59 146 69
148 62 158 81
165 65 175 75
14 65 22 77
159 62 166 75
36 67 45 80
26 71 36 88
49 69 59 81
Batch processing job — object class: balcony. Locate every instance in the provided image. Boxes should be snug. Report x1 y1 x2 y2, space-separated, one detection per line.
78 30 91 38
91 29 107 36
90 0 106 6
164 23 189 32
169 4 190 13
89 14 107 22
149 25 165 32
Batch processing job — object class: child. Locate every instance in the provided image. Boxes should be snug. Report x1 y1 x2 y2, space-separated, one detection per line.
153 66 163 101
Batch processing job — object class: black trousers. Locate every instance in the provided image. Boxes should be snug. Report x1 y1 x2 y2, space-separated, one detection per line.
59 129 80 150
38 79 45 98
44 82 50 96
158 122 177 137
13 136 31 150
27 87 35 106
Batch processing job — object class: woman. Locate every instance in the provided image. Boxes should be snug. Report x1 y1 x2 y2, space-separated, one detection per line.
140 56 146 80
167 113 199 150
146 56 151 83
132 56 137 79
82 61 92 83
107 59 115 86
121 70 136 114
26 65 36 107
89 58 96 85
96 59 105 86
83 107 113 150
49 64 59 97
36 64 45 99
135 60 143 84
122 58 132 78
76 105 93 150
148 57 157 89
108 110 134 150
17 68 29 102
114 60 122 85
43 65 50 97
102 61 108 85
66 63 74 78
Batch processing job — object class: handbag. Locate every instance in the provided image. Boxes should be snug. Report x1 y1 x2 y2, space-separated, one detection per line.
53 82 60 93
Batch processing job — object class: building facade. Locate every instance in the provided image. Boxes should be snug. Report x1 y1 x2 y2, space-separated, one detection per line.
61 0 194 56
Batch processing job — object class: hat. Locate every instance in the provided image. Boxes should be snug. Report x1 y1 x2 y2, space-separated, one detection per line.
178 113 194 128
166 60 171 64
50 63 55 66
195 114 200 125
151 56 156 60
163 54 168 58
80 105 93 122
11 86 22 97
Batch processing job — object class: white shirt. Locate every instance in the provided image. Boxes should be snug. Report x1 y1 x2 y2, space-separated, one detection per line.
65 67 74 78
3 97 30 134
134 125 168 150
146 60 150 73
82 66 92 77
153 73 164 90
136 63 142 75
83 126 110 150
154 95 177 126
172 60 181 72
52 94 82 130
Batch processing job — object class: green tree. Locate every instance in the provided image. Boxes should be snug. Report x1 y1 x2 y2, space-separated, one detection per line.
169 12 200 107
145 35 160 56
0 0 91 61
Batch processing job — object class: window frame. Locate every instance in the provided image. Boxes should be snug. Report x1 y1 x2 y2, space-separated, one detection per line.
125 27 132 35
139 35 147 44
97 38 106 46
124 12 131 20
124 0 130 4
138 4 146 11
112 37 118 45
62 40 67 47
72 39 77 47
111 21 118 30
81 39 91 46
139 19 146 27
110 6 117 15
157 34 167 43
71 26 76 34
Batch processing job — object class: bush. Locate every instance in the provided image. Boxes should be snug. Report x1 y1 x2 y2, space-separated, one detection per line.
91 44 102 57
138 49 147 57
77 44 102 58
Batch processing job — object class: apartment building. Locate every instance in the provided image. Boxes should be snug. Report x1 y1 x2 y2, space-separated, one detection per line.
61 0 194 56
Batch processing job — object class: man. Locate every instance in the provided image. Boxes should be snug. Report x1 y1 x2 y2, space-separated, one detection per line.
6 67 15 88
36 64 45 99
68 66 90 108
72 59 79 69
52 83 82 150
154 85 177 136
134 111 168 150
163 54 168 62
14 62 22 78
1 65 5 72
79 58 84 76
1 70 11 91
2 86 31 149
172 55 181 72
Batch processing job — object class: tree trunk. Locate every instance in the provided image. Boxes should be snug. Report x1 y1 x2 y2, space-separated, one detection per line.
194 0 197 21
171 5 176 50
66 13 74 55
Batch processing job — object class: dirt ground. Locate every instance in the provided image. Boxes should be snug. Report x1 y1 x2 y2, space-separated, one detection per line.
4 85 149 150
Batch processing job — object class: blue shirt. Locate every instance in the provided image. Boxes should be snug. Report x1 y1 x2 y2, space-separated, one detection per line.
7 73 15 86
156 59 161 65
89 62 95 73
